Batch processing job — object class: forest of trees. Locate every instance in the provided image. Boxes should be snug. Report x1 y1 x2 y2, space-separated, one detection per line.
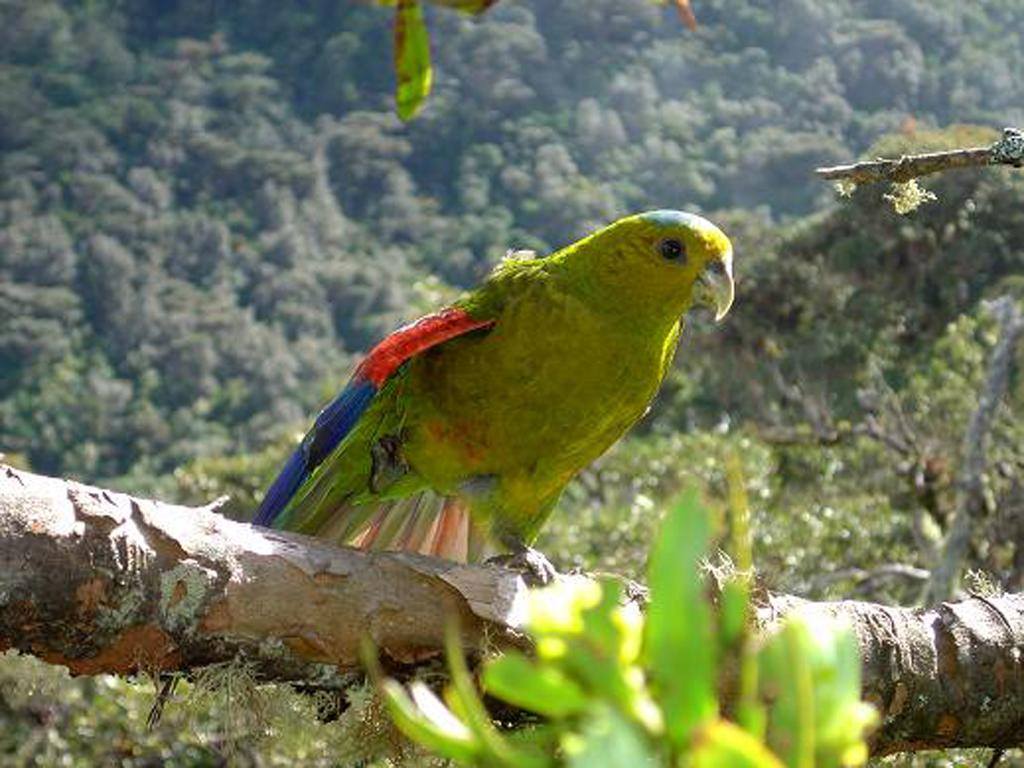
3 0 1024 765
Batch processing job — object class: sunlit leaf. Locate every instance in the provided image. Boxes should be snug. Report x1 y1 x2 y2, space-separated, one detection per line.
444 626 549 768
380 679 480 763
720 578 748 648
785 616 877 767
483 652 589 719
644 489 717 748
409 681 473 740
724 454 765 738
692 720 785 768
393 0 432 121
527 578 602 638
759 618 816 768
564 705 657 768
362 637 480 762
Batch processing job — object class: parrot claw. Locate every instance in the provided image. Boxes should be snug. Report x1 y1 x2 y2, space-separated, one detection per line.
486 544 558 586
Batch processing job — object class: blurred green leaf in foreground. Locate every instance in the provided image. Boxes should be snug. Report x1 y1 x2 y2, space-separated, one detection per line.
384 0 691 120
385 0 498 121
373 481 877 766
392 0 433 121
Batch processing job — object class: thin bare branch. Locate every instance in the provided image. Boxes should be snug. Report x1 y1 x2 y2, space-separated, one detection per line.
816 127 1024 186
765 362 840 442
928 297 1024 603
811 563 931 593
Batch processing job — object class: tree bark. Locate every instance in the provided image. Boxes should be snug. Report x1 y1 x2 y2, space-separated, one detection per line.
2 465 1024 755
0 464 527 685
762 594 1024 756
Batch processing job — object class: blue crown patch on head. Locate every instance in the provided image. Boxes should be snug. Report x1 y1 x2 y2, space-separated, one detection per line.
639 209 708 230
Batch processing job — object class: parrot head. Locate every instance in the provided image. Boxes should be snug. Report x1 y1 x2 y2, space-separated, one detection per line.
567 209 734 325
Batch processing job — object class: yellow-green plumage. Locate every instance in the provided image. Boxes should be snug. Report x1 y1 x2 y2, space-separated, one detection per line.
262 210 734 561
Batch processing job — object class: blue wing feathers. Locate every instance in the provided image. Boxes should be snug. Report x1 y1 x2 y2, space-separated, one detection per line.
253 377 377 527
252 445 309 527
305 377 377 468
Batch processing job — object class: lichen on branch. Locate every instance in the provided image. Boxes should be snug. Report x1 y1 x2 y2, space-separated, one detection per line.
815 127 1024 186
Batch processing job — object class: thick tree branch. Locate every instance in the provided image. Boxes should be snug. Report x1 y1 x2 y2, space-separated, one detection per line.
0 464 528 687
763 593 1024 755
815 127 1024 185
3 466 1024 755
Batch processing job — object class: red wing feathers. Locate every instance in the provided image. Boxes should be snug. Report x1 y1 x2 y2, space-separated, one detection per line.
357 307 495 386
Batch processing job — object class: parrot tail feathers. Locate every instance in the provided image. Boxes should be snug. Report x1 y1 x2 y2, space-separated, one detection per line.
420 498 471 561
342 492 485 563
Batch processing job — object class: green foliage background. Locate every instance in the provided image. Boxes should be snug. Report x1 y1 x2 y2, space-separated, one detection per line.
2 0 1024 765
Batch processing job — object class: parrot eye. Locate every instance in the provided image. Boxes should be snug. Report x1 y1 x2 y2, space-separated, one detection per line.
659 238 686 262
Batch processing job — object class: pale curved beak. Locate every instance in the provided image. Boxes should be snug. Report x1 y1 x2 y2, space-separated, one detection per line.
696 256 734 322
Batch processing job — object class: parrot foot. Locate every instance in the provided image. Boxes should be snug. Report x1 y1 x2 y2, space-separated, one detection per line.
486 544 558 586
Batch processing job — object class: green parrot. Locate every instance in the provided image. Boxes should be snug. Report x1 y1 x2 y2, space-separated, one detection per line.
254 210 734 580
